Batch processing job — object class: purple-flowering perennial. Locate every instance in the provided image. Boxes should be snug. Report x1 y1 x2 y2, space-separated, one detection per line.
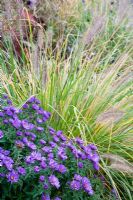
34 166 40 173
74 174 82 181
32 104 39 110
82 177 94 195
37 118 43 124
53 135 60 143
43 184 49 190
48 175 60 189
42 146 52 154
57 164 67 174
0 130 4 139
17 167 26 175
15 140 25 148
36 127 44 132
7 170 19 183
0 112 4 117
16 131 23 136
21 120 34 130
12 118 21 129
40 161 47 169
40 139 46 145
39 175 45 182
22 103 29 109
70 180 81 191
78 162 83 169
54 197 61 200
41 194 50 200
31 151 42 161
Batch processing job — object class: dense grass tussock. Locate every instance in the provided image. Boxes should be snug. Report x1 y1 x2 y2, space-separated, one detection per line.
0 0 133 200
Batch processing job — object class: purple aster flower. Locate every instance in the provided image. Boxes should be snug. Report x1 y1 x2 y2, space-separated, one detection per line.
49 141 57 148
37 118 43 124
60 142 67 148
74 174 82 181
41 194 50 200
7 170 19 183
42 146 52 154
88 144 97 151
53 135 60 143
6 109 13 116
9 106 17 112
3 159 13 171
0 130 4 139
0 112 4 117
22 103 29 109
48 175 60 189
27 96 36 103
84 146 92 155
31 151 42 161
12 118 21 129
27 141 37 150
78 162 83 169
60 134 67 142
15 140 25 148
24 131 31 136
16 131 23 136
39 175 45 182
41 156 46 161
70 180 81 191
42 117 48 122
22 137 29 144
48 127 55 135
81 153 87 160
14 109 22 114
25 156 35 164
37 109 43 115
7 99 12 105
75 137 84 145
0 173 5 178
34 166 40 173
3 94 8 99
3 119 9 124
36 126 44 132
91 153 100 163
93 162 99 171
56 130 62 137
48 159 58 170
3 150 10 156
43 184 49 190
21 120 34 130
40 139 46 145
8 118 14 123
48 153 54 159
40 161 47 169
32 104 39 110
0 159 3 167
17 167 26 175
42 111 51 119
54 197 61 200
57 164 67 174
67 142 75 150
35 98 40 104
57 147 68 161
30 133 36 140
82 177 94 195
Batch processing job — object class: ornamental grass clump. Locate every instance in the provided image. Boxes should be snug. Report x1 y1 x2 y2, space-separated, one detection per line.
0 95 113 200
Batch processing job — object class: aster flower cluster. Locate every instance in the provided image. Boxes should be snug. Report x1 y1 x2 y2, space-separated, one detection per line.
0 95 103 200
